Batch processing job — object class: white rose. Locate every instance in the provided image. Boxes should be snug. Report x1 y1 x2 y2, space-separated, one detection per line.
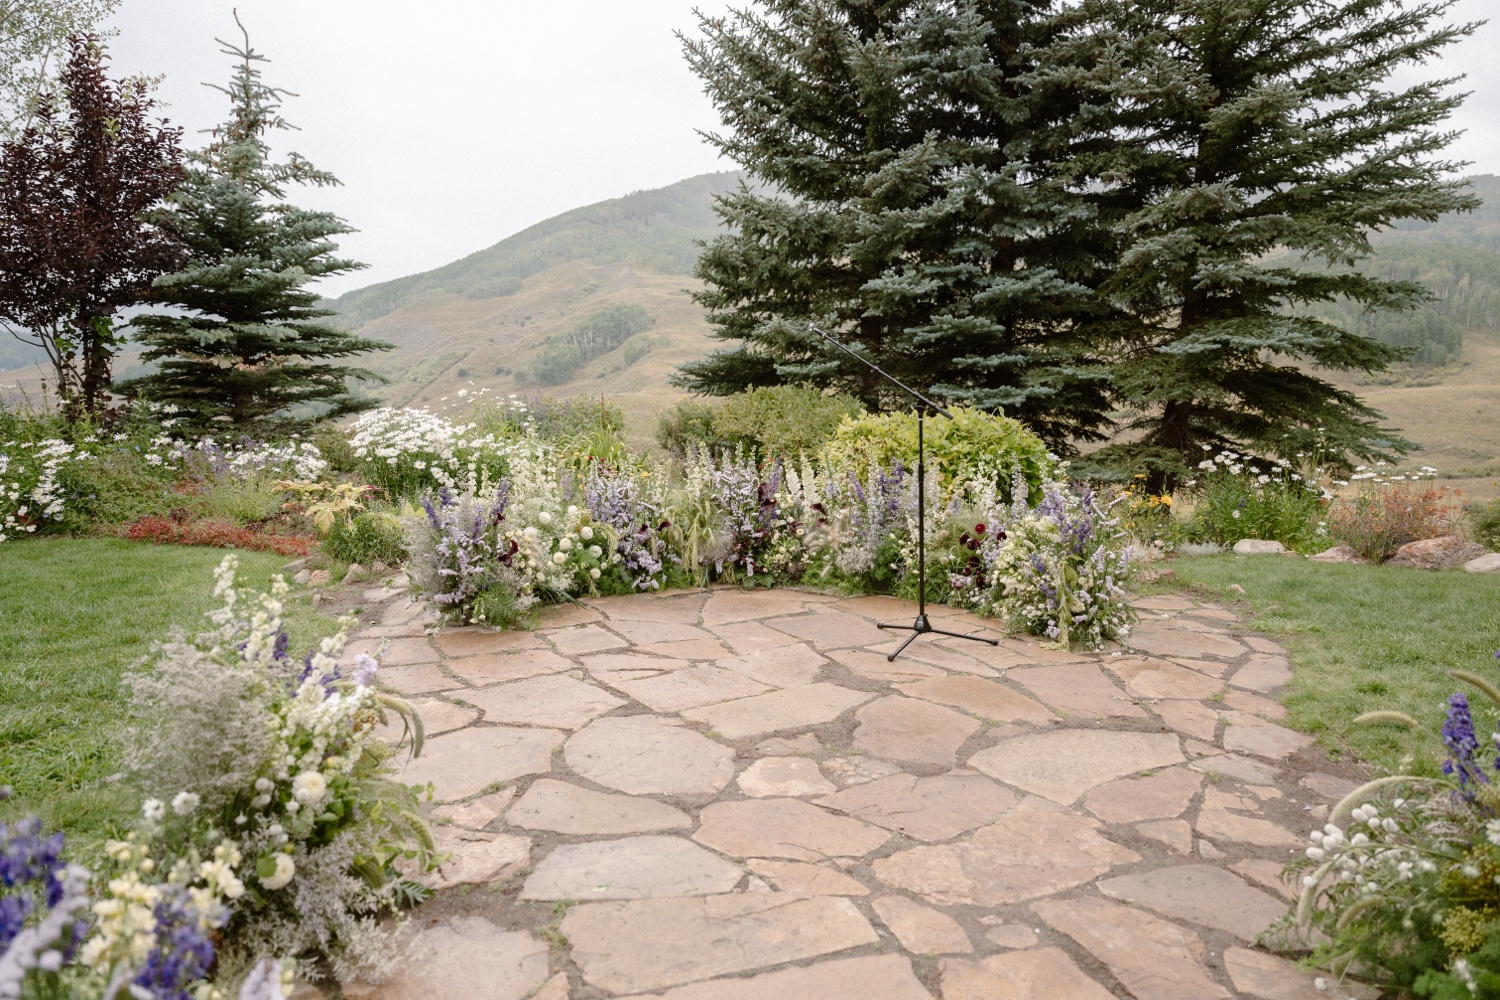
579 526 594 541
292 771 327 805
552 552 567 565
538 511 552 525
259 853 295 891
589 568 601 580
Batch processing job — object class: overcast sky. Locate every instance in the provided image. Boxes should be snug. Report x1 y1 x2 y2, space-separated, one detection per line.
106 0 1500 298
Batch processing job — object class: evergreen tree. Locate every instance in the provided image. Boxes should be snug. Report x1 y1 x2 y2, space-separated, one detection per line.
675 1 1119 451
119 20 389 436
1050 0 1479 488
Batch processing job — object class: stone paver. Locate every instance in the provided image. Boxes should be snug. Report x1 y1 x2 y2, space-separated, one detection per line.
560 894 879 994
1224 947 1378 999
565 716 735 796
346 585 1374 999
853 695 982 766
505 778 691 834
519 836 743 900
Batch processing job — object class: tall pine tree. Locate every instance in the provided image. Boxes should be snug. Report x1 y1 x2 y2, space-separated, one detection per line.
675 1 1119 451
1050 0 1478 487
118 19 388 436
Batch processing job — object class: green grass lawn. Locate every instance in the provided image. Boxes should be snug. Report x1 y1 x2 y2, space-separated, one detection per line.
0 538 336 847
1166 554 1500 775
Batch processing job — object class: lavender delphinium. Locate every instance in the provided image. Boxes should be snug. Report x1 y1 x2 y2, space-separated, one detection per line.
403 480 530 625
0 816 90 998
131 890 220 1000
585 468 670 590
711 452 782 579
1443 692 1489 793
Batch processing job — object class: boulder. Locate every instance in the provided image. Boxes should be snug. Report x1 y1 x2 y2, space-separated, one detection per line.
1232 539 1286 555
343 562 368 584
1310 545 1365 564
1465 552 1500 574
308 570 331 586
293 568 312 585
1385 535 1486 571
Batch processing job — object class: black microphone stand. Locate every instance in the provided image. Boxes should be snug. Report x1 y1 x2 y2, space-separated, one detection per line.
809 325 999 662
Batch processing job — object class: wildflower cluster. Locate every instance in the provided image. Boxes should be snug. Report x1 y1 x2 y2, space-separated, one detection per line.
1184 447 1329 551
0 438 85 541
347 406 512 495
1327 464 1459 562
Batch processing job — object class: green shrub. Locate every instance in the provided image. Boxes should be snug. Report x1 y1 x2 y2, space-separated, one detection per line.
1471 495 1500 550
828 405 1051 497
324 509 406 566
717 386 863 459
1182 453 1326 551
656 399 724 455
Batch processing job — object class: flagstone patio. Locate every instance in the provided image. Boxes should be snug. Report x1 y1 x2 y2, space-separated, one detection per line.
322 585 1377 1000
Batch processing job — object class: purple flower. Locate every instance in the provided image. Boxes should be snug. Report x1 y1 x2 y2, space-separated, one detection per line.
1442 692 1489 792
132 888 220 1000
352 654 379 687
0 818 68 952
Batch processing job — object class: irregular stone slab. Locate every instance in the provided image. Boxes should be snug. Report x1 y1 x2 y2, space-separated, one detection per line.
401 726 562 802
873 800 1139 906
1196 788 1299 847
463 674 624 730
968 730 1184 804
940 949 1115 1000
1169 657 1229 678
869 640 995 675
872 895 971 954
637 638 735 660
738 757 835 797
434 628 542 657
606 619 714 645
549 623 627 656
1301 772 1359 799
835 594 918 618
746 859 868 895
506 778 691 834
361 917 549 1000
1009 664 1145 720
1106 658 1225 701
1388 534 1485 570
766 610 888 648
853 696 982 766
708 619 802 652
1192 753 1282 785
431 788 515 830
995 638 1092 665
822 755 905 787
559 894 880 994
1221 711 1314 758
1229 654 1293 692
701 589 816 625
1242 635 1287 655
1232 859 1295 900
520 836 742 900
682 683 874 740
613 665 771 712
1131 596 1196 611
984 924 1042 949
627 954 931 1000
355 636 439 666
1084 768 1202 824
893 676 1054 725
817 773 1016 842
1032 897 1232 1000
417 828 531 890
1222 688 1287 719
445 649 575 685
536 602 604 627
1128 625 1246 660
934 639 1037 670
375 698 477 742
1233 538 1286 555
716 644 826 688
581 651 692 674
1152 699 1219 740
376 664 454 696
1137 819 1193 854
1466 552 1500 574
825 648 946 683
588 593 704 624
694 798 890 860
1225 947 1377 999
1098 864 1288 940
565 716 735 796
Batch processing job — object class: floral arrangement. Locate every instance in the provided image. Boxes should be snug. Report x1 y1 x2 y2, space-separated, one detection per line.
1286 656 1500 997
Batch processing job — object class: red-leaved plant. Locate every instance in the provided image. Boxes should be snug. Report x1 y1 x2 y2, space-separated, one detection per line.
125 516 311 557
1328 483 1458 562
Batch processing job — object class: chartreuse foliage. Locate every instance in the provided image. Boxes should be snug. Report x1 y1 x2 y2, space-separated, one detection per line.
828 406 1052 498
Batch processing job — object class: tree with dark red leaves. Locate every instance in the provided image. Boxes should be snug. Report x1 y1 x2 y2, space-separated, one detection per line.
0 34 184 418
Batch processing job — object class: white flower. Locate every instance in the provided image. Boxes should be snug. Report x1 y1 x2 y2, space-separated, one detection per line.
579 525 594 540
589 545 602 558
558 537 573 551
142 798 165 821
171 791 200 816
589 568 601 580
285 800 300 814
552 552 567 565
1487 819 1500 847
254 776 274 793
260 853 295 891
538 511 552 525
292 771 327 805
1232 510 1241 519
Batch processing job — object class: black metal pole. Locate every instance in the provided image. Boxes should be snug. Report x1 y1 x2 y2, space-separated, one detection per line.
807 324 998 661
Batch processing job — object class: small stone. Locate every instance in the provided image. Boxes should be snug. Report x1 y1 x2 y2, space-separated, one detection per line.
1152 700 1220 740
940 949 1115 1000
968 730 1184 805
1301 772 1360 800
1311 545 1365 564
1220 711 1314 759
1136 819 1193 854
549 624 626 656
1386 534 1486 570
613 665 772 712
505 778 691 835
872 799 1139 906
463 675 625 730
984 924 1041 949
1098 864 1289 940
853 696 982 767
821 755 905 787
746 859 869 895
565 716 735 796
871 895 972 954
1032 897 1232 1000
415 828 531 890
1242 636 1286 655
716 644 827 688
1105 659 1225 701
401 726 562 802
681 683 875 740
625 954 931 1000
1466 552 1500 574
766 610 889 648
1128 624 1247 660
817 773 1016 842
1227 583 1246 595
1197 839 1226 859
892 676 1054 725
359 917 548 1000
1084 768 1202 824
342 562 368 584
431 788 516 830
693 798 890 860
1233 539 1286 555
1009 663 1146 720
308 569 331 586
293 568 312 584
520 836 743 900
559 895 879 994
738 757 836 797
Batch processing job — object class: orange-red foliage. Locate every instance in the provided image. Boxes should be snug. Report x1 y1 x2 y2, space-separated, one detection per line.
125 516 312 557
1328 484 1459 562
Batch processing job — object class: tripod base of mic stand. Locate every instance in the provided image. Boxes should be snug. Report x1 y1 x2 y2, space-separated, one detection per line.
877 613 1000 662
